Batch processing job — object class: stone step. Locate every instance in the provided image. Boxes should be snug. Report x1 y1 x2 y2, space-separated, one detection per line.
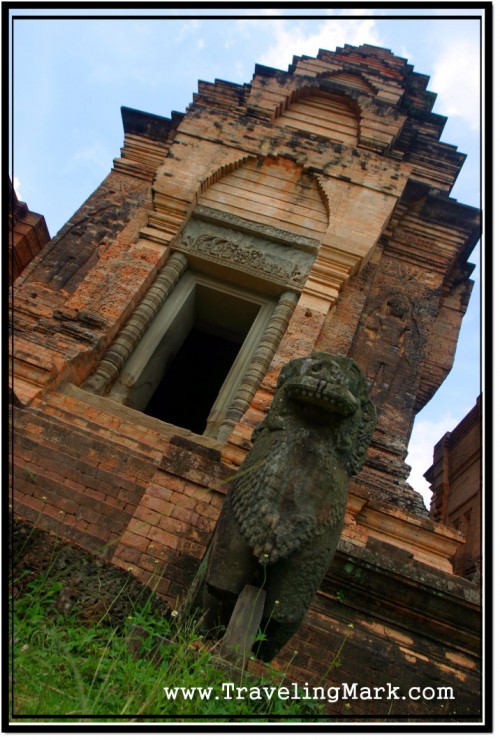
30 388 167 464
12 458 132 533
59 383 223 457
11 404 158 558
13 408 157 490
12 425 152 502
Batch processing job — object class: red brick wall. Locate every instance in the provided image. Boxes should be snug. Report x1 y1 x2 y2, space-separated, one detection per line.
11 393 231 601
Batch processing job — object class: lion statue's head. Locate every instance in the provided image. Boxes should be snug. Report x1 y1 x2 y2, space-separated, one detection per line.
274 353 377 476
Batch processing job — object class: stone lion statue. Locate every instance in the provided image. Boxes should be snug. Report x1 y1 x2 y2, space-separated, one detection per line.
203 353 376 660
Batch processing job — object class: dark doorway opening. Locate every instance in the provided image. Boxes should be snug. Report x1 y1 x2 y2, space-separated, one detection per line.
110 276 266 437
143 327 242 434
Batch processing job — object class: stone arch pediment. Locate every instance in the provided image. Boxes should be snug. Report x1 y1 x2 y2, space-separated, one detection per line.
196 154 329 244
318 70 377 95
270 79 406 154
151 144 332 247
273 87 361 147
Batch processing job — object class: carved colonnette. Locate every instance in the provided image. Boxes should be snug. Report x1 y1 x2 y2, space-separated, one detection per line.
83 252 189 395
214 290 298 441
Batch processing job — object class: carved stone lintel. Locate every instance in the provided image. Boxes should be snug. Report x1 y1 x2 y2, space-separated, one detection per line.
193 204 321 254
83 252 188 394
181 233 309 288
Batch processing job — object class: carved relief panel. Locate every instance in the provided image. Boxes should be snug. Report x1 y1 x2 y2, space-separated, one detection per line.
176 206 317 294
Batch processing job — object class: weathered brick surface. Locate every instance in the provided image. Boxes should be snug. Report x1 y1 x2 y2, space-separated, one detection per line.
11 403 157 557
264 543 481 718
428 398 482 581
19 172 152 294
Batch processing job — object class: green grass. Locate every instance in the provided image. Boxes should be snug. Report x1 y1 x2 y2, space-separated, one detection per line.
10 561 324 722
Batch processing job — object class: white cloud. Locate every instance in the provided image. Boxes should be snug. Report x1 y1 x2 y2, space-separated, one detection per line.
406 414 460 508
258 18 382 71
64 141 112 174
398 45 412 63
176 19 201 42
13 176 23 201
430 39 480 130
338 8 377 17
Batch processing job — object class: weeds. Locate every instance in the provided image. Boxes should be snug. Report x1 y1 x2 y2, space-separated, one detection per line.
319 623 355 681
10 542 324 722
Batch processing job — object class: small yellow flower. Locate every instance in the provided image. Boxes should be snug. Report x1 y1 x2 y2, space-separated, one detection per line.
171 610 179 618
348 623 355 630
274 600 280 605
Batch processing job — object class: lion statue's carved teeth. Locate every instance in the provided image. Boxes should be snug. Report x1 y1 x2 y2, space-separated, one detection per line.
203 353 376 661
285 377 359 415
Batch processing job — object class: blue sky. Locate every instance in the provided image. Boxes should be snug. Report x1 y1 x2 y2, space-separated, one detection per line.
9 7 484 505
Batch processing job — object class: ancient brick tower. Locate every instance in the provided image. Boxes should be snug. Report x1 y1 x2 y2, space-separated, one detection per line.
11 45 482 717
